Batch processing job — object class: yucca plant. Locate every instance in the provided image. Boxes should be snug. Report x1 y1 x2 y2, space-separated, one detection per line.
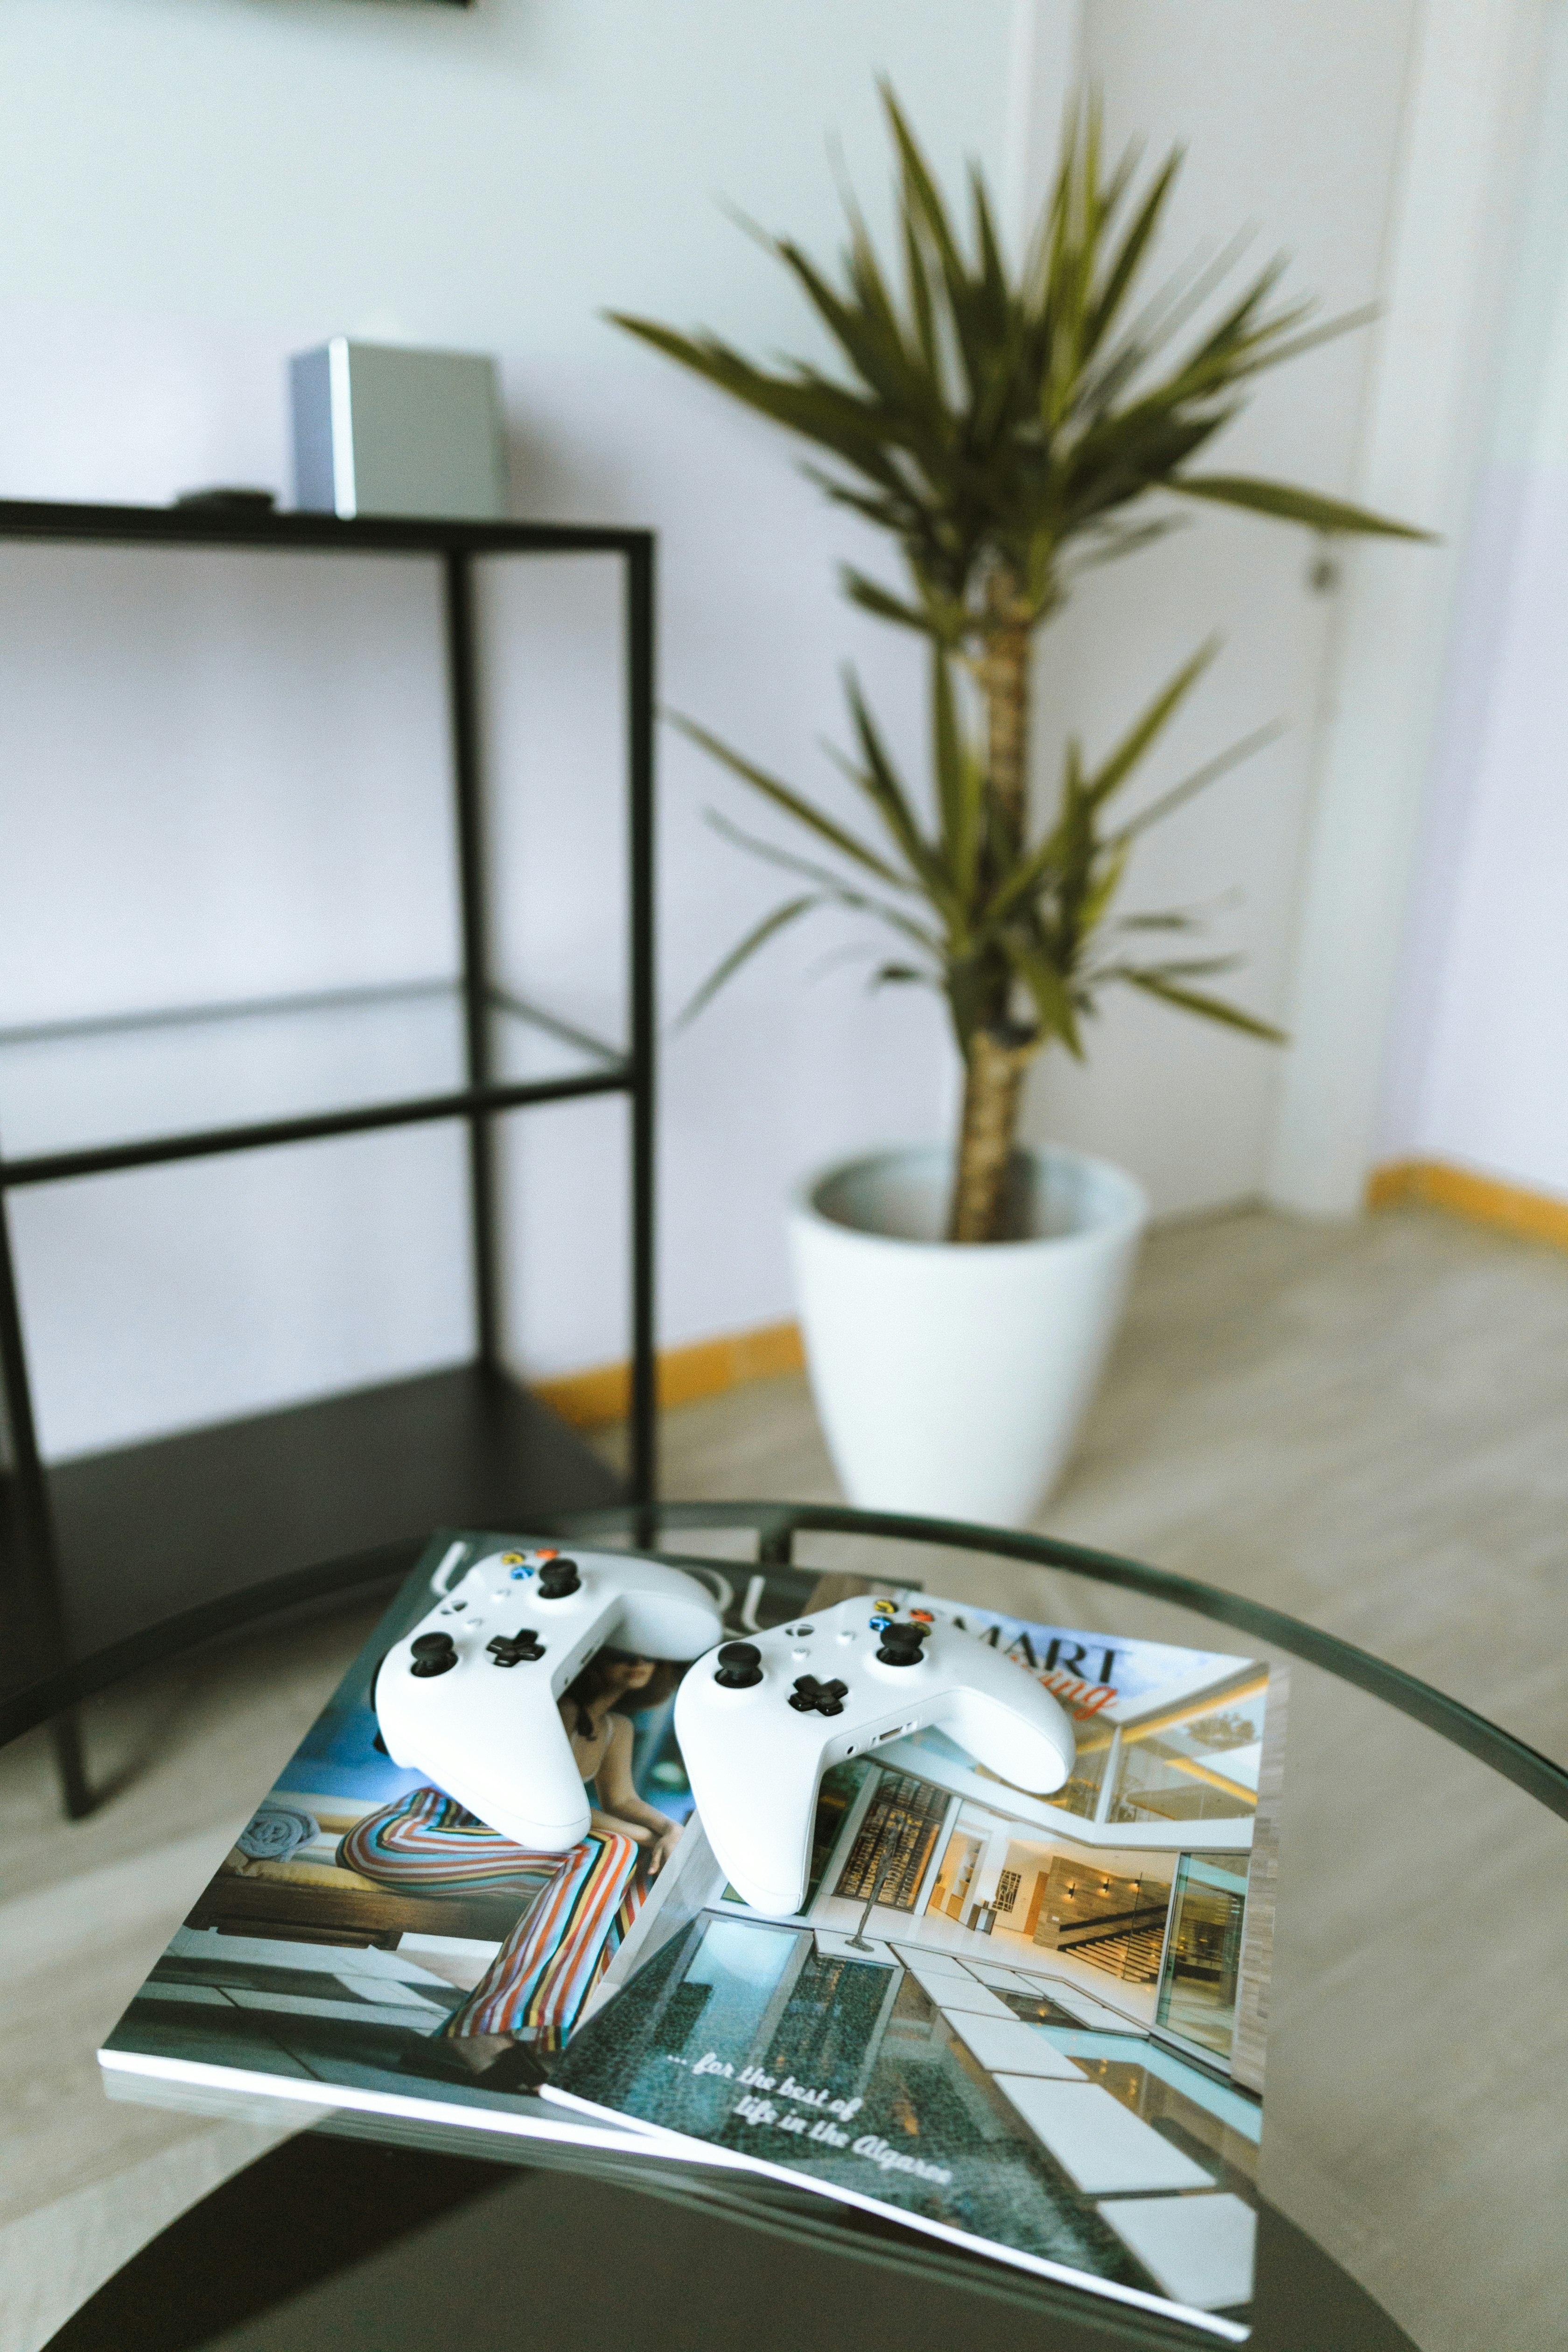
614 91 1428 1242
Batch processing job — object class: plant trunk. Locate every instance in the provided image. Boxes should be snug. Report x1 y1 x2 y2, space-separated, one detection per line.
948 566 1037 1243
977 567 1033 853
948 1028 1037 1242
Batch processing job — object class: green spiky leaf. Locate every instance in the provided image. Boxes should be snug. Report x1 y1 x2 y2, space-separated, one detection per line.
669 713 910 889
1169 474 1435 540
1000 933 1083 1057
1082 640 1219 807
1118 968 1287 1040
676 895 825 1027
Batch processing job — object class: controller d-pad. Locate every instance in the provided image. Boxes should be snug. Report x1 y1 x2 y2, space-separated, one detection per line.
789 1674 849 1716
487 1629 544 1666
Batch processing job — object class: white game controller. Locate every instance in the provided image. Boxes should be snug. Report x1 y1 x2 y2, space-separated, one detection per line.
375 1543 723 1849
674 1596 1078 1915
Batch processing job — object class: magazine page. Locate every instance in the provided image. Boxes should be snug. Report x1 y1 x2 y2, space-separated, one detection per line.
99 1528 831 2163
543 1583 1284 2341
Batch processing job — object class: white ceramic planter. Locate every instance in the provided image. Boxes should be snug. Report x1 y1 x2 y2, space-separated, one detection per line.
787 1145 1148 1528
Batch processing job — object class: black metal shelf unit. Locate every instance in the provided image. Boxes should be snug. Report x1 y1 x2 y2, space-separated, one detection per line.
0 499 657 1813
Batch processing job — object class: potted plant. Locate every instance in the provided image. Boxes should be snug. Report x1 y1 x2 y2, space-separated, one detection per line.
615 95 1427 1526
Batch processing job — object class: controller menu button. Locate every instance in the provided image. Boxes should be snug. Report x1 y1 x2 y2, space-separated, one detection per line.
410 1633 458 1678
714 1641 763 1690
487 1630 545 1666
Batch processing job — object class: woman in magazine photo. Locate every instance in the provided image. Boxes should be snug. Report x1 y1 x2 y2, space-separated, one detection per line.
338 1650 686 2092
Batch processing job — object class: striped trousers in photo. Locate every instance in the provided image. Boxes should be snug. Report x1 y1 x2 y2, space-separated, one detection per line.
340 1785 644 2050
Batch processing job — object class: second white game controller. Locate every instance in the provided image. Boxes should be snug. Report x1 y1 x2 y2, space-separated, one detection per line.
376 1543 723 1849
674 1596 1078 1915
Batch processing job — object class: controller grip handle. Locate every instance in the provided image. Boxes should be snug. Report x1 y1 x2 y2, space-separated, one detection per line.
945 1686 1074 1795
690 1749 820 1916
378 1654 591 1850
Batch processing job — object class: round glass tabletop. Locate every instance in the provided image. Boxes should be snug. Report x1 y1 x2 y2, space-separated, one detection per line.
4 1502 1563 2352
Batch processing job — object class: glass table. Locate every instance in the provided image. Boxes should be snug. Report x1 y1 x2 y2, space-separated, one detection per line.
3 1502 1563 2352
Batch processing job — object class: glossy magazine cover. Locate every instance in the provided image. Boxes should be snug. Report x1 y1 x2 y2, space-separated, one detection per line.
98 1529 757 2164
540 1582 1283 2340
100 1529 1283 2334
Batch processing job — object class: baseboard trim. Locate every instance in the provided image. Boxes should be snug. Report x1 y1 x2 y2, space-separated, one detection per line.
1366 1158 1568 1250
533 1318 805 1430
541 1170 1568 1429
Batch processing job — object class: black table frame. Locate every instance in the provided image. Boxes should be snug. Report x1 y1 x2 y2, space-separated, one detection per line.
0 500 658 1817
5 1501 1562 1822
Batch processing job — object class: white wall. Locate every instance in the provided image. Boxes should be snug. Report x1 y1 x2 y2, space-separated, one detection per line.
1269 0 1549 1213
0 0 1545 1464
0 0 1011 1456
1379 0 1568 1204
1010 1 1554 1225
1016 0 1423 1218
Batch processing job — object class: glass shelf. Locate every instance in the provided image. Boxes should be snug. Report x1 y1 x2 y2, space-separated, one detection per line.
0 982 628 1177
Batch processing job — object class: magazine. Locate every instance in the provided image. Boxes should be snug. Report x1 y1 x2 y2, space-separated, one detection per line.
541 1580 1282 2340
101 1529 1283 2336
99 1529 830 2164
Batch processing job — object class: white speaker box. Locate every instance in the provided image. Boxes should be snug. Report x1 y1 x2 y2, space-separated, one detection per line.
290 340 506 520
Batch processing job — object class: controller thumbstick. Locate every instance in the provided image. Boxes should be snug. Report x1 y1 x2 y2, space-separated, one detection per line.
714 1640 763 1690
410 1632 458 1678
537 1559 581 1599
876 1621 929 1667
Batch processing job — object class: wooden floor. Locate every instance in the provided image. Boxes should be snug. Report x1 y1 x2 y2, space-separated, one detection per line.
2 1204 1564 2352
599 1202 1568 1761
